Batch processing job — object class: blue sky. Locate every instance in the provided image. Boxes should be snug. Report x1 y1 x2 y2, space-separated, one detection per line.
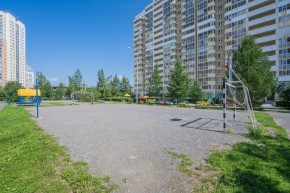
0 0 152 86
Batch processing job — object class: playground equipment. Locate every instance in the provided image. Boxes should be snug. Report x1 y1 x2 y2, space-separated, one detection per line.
18 89 41 106
223 63 257 133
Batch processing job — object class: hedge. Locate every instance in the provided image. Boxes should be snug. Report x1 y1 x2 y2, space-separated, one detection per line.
276 100 290 108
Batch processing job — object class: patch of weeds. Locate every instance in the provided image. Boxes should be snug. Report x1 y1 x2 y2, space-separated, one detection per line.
122 178 127 183
177 102 191 108
167 151 194 176
227 127 235 135
0 106 117 193
50 102 65 106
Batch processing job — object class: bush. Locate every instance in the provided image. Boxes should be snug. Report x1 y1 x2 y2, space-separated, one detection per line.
75 92 94 102
178 102 191 108
276 100 290 108
4 81 22 102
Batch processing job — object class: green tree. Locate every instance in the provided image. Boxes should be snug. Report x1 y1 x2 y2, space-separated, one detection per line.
53 83 66 100
66 76 75 98
72 69 83 89
104 76 112 97
280 84 290 104
111 75 121 97
190 81 202 103
168 60 191 100
4 81 22 102
233 36 277 101
97 69 107 98
147 64 162 97
36 72 53 99
0 87 5 101
120 76 132 95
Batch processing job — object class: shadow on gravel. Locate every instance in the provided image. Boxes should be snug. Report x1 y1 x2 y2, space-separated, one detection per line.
171 117 249 134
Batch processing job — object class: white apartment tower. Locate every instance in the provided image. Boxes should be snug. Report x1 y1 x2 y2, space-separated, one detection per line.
0 11 26 87
134 0 290 98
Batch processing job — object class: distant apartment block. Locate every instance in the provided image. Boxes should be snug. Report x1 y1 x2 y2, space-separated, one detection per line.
133 0 290 98
25 70 34 88
0 11 26 87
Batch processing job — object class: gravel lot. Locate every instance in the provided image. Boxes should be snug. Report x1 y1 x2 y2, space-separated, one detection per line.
32 104 249 192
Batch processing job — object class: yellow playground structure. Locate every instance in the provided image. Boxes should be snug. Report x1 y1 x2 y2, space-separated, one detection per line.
18 89 41 105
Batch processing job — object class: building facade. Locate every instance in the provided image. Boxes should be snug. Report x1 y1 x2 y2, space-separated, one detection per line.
0 11 26 87
25 70 34 88
133 0 290 98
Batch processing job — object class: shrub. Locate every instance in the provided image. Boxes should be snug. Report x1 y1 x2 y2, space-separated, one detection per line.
276 100 290 108
75 92 94 102
178 102 191 108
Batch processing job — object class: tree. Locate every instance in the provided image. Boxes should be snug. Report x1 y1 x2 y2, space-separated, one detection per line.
0 87 5 101
190 81 202 103
280 84 290 103
36 72 53 99
4 81 22 102
147 64 162 97
104 76 112 97
53 83 66 100
66 76 76 98
120 76 132 95
111 75 121 97
97 69 107 98
72 69 83 89
233 36 277 101
168 60 191 99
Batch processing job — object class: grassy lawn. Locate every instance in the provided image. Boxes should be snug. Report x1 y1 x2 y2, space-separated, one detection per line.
196 112 290 192
0 105 117 193
49 102 66 106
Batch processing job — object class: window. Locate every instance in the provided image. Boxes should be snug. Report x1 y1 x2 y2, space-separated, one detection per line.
218 37 223 42
218 29 223 34
218 45 223 50
218 54 222 58
218 61 223 66
218 21 223 26
218 13 223 18
218 5 222 11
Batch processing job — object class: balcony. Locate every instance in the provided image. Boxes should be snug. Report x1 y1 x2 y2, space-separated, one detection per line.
248 4 276 17
268 55 277 61
262 45 276 52
249 24 276 35
249 14 276 26
256 34 276 44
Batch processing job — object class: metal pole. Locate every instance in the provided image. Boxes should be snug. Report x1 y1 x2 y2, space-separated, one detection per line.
223 79 227 132
228 54 232 83
36 78 39 118
233 87 236 122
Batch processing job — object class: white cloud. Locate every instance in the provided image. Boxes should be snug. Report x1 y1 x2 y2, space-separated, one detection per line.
118 75 123 80
48 77 59 82
26 65 33 72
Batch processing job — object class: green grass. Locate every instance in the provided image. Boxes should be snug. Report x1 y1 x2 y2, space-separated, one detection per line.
197 112 290 193
167 151 194 176
0 105 117 193
49 102 65 106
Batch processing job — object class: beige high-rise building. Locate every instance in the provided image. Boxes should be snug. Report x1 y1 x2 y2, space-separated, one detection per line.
134 0 290 98
0 11 26 87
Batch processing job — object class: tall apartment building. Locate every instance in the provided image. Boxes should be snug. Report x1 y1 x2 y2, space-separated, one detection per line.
25 70 34 88
134 0 290 98
0 11 26 87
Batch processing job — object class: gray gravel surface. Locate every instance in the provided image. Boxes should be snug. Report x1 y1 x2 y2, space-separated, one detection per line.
32 104 249 192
